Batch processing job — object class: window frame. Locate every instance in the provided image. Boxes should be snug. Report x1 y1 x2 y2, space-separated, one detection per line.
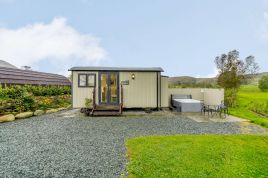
87 74 96 87
78 73 96 88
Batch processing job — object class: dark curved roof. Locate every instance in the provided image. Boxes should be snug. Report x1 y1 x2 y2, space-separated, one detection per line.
69 66 164 72
0 67 71 86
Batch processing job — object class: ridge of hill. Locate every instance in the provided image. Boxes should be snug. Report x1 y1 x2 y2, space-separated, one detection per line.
168 72 268 86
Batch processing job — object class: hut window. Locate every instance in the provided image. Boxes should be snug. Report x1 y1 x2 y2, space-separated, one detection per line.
87 74 95 87
78 74 95 87
78 74 87 87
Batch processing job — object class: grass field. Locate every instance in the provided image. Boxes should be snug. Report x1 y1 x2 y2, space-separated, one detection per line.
126 135 268 178
229 85 268 128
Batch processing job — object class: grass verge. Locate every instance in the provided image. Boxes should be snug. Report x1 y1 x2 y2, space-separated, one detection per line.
229 85 268 128
126 135 268 178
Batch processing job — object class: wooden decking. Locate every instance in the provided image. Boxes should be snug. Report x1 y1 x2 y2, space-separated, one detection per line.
91 105 122 116
82 85 123 116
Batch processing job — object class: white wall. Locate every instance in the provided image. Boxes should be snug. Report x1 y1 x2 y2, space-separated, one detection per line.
161 88 224 107
203 89 224 105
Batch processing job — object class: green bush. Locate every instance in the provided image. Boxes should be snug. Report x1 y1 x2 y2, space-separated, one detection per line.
0 86 35 112
22 95 35 111
0 85 26 99
85 98 93 108
13 95 35 113
24 85 71 96
259 75 268 92
0 85 71 114
225 88 238 107
35 95 71 110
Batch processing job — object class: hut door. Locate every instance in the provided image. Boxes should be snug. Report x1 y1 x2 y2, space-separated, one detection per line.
99 72 119 105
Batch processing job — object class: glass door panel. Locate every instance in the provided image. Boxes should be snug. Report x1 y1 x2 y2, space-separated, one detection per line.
100 73 108 103
99 72 119 105
110 73 118 103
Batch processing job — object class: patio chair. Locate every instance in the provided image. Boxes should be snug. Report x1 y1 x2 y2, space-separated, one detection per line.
201 102 206 113
201 103 222 117
207 101 228 118
219 100 229 118
201 103 213 116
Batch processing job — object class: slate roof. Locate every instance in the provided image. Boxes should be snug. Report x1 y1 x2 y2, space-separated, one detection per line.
0 67 71 86
69 66 164 72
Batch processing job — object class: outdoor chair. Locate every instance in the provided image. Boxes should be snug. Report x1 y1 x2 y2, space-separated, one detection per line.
219 100 229 118
201 103 225 118
201 103 214 116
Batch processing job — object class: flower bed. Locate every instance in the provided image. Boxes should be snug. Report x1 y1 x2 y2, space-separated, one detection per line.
0 85 71 116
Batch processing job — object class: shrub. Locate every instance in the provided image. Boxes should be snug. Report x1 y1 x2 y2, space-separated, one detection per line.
35 95 71 110
0 85 26 99
225 88 238 107
36 97 53 110
21 95 35 111
0 85 71 114
25 85 71 96
258 75 268 92
85 98 93 108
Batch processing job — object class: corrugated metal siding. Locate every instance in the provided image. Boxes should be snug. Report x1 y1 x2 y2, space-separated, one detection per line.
72 71 98 108
168 88 224 106
120 72 157 108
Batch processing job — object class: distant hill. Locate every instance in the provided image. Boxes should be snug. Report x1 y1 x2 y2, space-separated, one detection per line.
168 76 217 86
169 72 268 86
248 72 268 85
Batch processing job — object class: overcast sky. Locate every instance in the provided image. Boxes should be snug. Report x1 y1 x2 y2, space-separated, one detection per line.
0 0 268 77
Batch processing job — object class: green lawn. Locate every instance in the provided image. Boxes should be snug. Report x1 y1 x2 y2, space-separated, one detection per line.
229 85 268 128
126 135 268 178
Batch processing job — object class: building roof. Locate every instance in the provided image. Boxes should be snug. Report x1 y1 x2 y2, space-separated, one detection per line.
69 66 164 72
0 60 18 69
0 67 71 86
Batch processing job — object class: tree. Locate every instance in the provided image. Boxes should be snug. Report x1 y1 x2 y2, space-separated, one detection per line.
259 75 268 92
215 50 259 89
215 50 259 107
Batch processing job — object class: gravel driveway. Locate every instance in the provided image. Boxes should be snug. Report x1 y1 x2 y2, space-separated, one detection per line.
0 110 266 178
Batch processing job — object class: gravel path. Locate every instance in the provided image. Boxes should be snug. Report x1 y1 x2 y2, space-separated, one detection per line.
0 110 265 178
